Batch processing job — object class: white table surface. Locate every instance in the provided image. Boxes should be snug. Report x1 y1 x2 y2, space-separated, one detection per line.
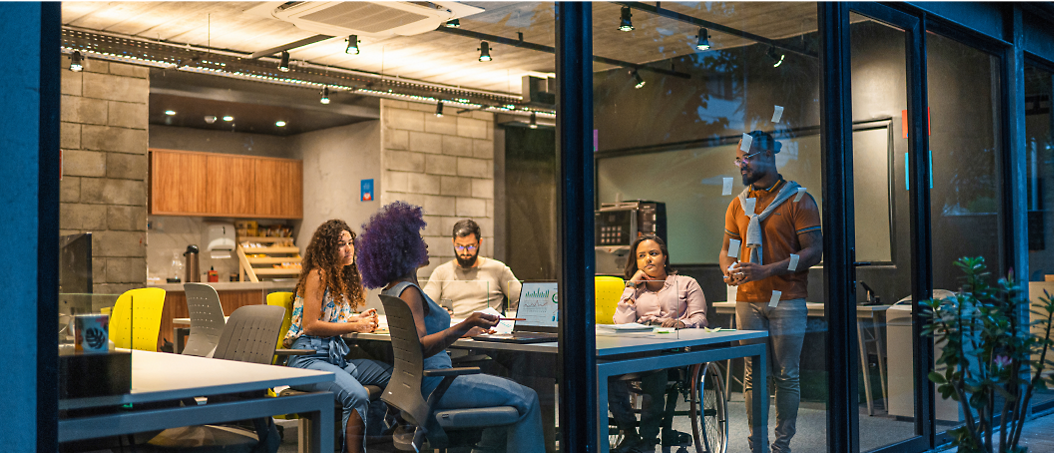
59 349 334 410
711 301 893 317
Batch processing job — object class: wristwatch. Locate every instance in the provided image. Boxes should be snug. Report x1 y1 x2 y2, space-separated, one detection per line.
625 281 637 288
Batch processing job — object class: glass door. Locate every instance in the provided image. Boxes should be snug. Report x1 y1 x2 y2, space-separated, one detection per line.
845 4 928 452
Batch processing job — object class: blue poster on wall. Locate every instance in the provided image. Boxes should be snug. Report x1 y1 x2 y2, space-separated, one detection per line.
361 179 374 202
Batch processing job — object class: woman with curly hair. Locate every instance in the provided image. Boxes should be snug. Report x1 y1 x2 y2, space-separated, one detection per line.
284 219 392 453
357 202 544 453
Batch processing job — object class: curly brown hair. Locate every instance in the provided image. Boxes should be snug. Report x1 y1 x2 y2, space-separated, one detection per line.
294 219 365 309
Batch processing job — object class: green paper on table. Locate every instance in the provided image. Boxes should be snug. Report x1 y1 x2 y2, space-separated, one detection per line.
704 327 736 333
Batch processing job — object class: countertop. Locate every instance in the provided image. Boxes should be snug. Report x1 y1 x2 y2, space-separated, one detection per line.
147 281 296 292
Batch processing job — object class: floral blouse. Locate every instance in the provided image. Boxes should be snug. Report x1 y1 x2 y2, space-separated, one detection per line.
283 288 353 347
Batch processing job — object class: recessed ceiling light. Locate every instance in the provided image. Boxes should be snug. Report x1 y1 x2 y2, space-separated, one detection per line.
164 110 176 116
222 115 234 122
275 120 287 127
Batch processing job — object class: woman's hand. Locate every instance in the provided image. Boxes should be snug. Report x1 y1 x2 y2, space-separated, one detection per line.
629 269 649 287
464 326 496 337
352 309 379 333
660 318 686 329
466 311 499 329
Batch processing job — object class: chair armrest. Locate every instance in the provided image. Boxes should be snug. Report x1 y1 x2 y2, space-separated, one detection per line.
274 349 315 356
423 367 481 377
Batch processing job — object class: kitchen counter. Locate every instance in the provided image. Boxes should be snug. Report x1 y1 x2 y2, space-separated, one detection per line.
148 281 296 292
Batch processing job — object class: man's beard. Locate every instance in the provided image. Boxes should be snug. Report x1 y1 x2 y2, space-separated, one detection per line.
741 168 764 186
456 253 478 268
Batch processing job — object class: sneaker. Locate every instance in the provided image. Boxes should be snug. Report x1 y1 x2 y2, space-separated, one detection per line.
661 429 692 447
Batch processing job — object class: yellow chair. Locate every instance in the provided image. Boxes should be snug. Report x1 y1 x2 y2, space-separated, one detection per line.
595 275 626 325
108 287 166 351
266 291 296 351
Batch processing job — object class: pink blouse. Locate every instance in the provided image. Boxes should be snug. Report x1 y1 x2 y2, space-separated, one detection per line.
614 274 708 328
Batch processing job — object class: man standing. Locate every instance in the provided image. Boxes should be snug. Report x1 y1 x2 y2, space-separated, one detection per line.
719 130 823 453
424 219 522 318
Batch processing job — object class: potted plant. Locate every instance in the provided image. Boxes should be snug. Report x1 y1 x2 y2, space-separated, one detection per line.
921 256 1054 452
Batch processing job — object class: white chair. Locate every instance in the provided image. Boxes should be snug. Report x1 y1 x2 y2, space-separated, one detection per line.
182 283 227 358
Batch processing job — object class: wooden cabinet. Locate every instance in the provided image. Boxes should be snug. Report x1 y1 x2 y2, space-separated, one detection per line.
151 151 208 214
254 158 303 219
150 149 302 219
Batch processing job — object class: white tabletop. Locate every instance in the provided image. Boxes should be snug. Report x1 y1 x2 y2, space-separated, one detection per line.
347 327 766 357
59 350 334 410
711 301 893 318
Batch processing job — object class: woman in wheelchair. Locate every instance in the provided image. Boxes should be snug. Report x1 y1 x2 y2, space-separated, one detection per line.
357 202 545 453
284 219 393 453
610 234 708 453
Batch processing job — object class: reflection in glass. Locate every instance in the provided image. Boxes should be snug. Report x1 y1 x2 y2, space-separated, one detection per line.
1025 64 1054 409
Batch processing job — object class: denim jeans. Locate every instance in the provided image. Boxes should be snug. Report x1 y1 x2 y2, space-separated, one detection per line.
286 335 392 449
608 369 668 442
736 298 807 453
428 373 546 453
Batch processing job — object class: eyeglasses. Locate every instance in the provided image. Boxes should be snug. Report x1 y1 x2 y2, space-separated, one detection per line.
454 244 478 252
734 150 764 168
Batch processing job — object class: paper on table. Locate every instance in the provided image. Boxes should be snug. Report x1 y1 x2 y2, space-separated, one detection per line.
740 133 753 152
480 307 514 334
743 198 756 215
788 254 800 271
598 322 653 332
769 290 782 308
722 177 733 195
794 187 807 202
772 105 784 123
726 285 737 303
727 239 741 258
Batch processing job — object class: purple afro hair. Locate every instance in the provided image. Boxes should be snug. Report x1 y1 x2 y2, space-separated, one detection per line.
356 201 429 289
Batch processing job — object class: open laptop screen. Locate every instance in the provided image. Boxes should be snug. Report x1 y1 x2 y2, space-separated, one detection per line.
515 282 558 329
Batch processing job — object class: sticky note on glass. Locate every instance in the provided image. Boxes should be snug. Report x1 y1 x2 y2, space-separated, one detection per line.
769 290 782 308
788 254 800 271
727 239 741 258
794 187 807 202
743 197 756 215
740 133 753 152
772 105 784 123
722 177 733 195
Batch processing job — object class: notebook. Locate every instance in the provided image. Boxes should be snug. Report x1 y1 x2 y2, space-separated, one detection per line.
472 282 559 344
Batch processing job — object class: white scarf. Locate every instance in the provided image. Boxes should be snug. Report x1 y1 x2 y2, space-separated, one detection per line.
736 180 802 264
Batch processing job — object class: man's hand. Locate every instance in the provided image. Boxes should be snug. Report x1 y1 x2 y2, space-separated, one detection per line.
729 261 770 285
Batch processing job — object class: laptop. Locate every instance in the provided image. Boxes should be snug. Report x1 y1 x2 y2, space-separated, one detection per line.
473 282 559 344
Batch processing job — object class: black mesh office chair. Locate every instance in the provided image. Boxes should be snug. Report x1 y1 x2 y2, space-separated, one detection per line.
379 294 520 452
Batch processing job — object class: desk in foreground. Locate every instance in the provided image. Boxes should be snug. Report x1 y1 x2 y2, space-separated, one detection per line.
59 350 336 453
347 327 770 453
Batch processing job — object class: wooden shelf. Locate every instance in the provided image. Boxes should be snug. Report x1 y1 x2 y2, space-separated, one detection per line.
237 236 301 283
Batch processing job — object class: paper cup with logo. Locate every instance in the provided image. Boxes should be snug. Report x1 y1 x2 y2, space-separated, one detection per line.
74 314 110 353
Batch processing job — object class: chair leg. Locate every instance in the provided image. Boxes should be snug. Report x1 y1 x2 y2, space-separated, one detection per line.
298 417 312 453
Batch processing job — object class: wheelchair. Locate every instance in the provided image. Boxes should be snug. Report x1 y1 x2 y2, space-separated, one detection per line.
608 361 728 453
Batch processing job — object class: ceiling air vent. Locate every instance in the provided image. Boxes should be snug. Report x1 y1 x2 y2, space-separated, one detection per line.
247 1 484 38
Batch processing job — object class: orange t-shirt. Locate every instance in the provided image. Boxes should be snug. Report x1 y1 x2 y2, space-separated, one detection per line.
724 179 821 303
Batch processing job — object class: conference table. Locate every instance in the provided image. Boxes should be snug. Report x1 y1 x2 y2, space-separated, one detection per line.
711 301 892 415
59 349 336 452
348 323 770 453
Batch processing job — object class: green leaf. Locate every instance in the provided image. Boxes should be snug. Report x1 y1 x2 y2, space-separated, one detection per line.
928 371 947 384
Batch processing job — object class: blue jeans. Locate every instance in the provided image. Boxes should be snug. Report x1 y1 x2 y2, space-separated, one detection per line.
286 335 392 448
427 373 545 453
736 298 807 453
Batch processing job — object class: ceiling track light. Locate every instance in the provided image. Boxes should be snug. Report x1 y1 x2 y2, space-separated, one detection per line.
346 35 360 55
768 46 785 68
435 102 444 117
70 50 83 72
619 6 634 32
445 19 460 28
631 70 646 89
696 28 711 51
478 41 492 62
320 86 330 104
529 112 538 129
278 51 291 72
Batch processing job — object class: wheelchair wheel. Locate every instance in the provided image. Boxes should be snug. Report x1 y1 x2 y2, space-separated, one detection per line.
689 362 728 453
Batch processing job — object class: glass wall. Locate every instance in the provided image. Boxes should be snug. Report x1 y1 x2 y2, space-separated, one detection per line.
926 30 1005 434
848 11 917 451
592 3 827 452
1024 63 1054 409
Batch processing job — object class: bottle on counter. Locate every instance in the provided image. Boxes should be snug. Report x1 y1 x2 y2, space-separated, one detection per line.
208 267 219 283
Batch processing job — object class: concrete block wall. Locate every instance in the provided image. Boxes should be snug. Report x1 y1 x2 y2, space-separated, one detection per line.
379 100 496 279
59 56 149 296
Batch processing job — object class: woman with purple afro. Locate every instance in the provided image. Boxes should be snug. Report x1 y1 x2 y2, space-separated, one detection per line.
357 201 544 453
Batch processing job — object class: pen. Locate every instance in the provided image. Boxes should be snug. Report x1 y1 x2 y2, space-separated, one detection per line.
499 317 526 321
